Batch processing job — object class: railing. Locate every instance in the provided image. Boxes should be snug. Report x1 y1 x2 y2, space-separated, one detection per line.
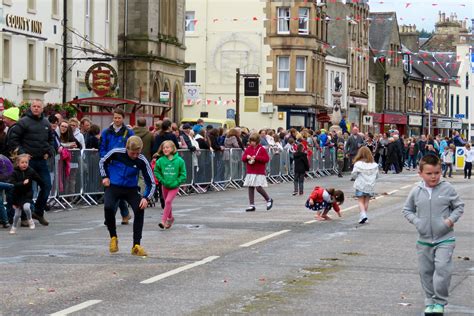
37 146 337 209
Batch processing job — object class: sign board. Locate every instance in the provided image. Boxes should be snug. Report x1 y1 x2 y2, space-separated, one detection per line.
226 109 235 120
362 115 373 126
454 114 465 119
455 147 465 169
244 78 259 96
85 63 118 97
452 119 462 129
436 118 463 129
185 85 200 100
244 97 259 112
408 115 422 126
160 92 170 103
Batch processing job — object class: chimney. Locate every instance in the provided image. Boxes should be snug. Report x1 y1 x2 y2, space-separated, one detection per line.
400 23 419 52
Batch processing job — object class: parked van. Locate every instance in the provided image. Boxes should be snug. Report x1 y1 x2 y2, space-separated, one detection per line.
180 118 236 129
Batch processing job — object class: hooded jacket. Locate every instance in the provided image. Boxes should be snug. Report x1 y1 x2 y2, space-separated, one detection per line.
154 153 187 189
351 161 379 194
8 110 55 159
402 181 464 244
99 124 134 158
293 151 309 174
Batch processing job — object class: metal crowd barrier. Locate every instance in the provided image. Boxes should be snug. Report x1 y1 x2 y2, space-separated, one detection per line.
38 145 337 208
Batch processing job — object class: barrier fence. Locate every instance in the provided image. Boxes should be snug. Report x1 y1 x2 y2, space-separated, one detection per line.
39 146 337 209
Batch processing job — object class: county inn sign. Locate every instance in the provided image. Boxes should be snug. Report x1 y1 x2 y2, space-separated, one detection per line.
5 14 42 34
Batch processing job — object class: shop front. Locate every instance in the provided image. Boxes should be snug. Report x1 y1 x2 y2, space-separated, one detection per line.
408 115 423 137
370 112 407 135
423 116 458 137
279 106 316 130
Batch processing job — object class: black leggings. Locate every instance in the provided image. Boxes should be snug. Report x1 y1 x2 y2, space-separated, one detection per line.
248 186 270 205
104 185 144 245
465 162 472 179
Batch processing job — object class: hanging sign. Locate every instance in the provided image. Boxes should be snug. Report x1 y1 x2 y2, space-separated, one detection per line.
85 63 118 97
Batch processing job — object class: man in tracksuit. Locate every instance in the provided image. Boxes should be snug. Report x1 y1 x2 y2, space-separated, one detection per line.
99 136 155 256
402 155 464 315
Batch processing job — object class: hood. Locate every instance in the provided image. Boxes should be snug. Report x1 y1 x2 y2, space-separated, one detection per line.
133 126 149 138
416 179 445 190
354 161 379 170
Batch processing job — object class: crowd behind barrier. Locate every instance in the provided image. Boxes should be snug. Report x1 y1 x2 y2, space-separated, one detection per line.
37 147 338 209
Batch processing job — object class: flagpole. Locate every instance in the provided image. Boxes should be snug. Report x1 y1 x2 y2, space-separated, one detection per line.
428 110 431 136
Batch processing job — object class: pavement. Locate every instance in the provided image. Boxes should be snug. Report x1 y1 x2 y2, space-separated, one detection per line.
0 170 472 315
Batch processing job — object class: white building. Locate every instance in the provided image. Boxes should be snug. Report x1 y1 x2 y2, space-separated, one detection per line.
325 55 348 111
183 0 281 129
449 38 473 142
0 0 62 104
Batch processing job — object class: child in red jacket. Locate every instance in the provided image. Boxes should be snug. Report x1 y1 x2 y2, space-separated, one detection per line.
242 133 273 212
305 186 344 221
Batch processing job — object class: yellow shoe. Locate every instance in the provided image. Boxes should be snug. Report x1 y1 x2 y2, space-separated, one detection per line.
131 244 147 257
109 237 119 253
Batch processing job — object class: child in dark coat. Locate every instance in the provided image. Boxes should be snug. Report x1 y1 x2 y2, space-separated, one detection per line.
293 144 309 195
9 154 44 234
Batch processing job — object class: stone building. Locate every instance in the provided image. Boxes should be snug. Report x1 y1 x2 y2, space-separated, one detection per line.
263 0 328 130
327 0 369 130
421 12 470 52
117 0 187 122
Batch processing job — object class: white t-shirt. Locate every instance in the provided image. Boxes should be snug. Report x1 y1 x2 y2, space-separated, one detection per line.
465 148 474 163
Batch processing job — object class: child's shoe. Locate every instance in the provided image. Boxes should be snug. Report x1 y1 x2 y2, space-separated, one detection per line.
292 192 298 196
109 237 119 253
266 198 273 211
2 222 10 228
28 219 35 229
424 305 434 314
245 206 256 212
9 226 17 234
358 213 368 224
131 244 147 257
431 304 444 314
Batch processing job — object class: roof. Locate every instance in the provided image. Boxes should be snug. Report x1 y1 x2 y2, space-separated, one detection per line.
410 50 459 83
68 97 170 109
368 12 399 53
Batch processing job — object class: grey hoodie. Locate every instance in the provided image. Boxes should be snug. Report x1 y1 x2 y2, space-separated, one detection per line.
402 181 464 244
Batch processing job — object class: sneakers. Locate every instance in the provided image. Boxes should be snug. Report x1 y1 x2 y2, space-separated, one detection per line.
266 198 273 211
245 206 256 212
358 212 368 224
9 226 17 234
424 305 433 314
292 192 298 196
28 219 35 229
165 217 175 229
431 304 444 314
1 222 10 228
109 237 119 253
32 213 49 226
158 221 170 229
121 214 131 225
131 244 147 257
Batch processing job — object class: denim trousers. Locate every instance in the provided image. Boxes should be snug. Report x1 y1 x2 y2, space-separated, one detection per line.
28 158 52 217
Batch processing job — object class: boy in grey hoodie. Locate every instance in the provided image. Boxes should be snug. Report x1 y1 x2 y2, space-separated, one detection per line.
402 155 464 315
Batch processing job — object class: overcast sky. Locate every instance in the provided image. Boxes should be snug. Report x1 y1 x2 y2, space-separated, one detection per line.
369 0 474 32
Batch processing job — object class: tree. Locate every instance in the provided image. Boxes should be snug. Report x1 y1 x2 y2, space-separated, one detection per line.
419 28 434 38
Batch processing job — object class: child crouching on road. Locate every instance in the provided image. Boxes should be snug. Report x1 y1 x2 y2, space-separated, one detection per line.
154 140 186 229
99 136 156 256
402 155 464 315
9 154 44 234
306 186 344 221
351 146 379 224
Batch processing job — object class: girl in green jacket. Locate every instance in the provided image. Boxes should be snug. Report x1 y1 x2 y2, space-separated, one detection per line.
154 140 186 229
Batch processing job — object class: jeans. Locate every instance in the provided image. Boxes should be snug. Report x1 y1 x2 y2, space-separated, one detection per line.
407 155 417 169
443 163 453 177
28 158 52 217
465 162 472 179
293 173 305 193
0 189 8 224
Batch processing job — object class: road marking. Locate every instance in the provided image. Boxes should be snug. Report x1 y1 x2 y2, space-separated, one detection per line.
387 190 399 195
140 256 220 284
401 185 412 189
239 230 291 247
303 204 360 224
50 300 102 316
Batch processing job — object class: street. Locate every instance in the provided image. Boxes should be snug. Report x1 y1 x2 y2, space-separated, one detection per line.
1 172 473 316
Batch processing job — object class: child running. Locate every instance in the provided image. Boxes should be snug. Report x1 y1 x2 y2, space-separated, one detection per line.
306 186 344 221
99 136 156 256
242 133 273 212
9 154 44 234
402 155 464 315
154 140 186 229
292 143 309 196
351 146 379 224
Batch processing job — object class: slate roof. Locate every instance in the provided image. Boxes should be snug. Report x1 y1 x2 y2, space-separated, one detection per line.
368 12 399 54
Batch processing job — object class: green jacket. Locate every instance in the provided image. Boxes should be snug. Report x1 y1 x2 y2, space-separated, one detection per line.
154 153 187 189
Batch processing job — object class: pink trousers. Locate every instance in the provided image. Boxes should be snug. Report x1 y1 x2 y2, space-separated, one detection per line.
162 187 179 223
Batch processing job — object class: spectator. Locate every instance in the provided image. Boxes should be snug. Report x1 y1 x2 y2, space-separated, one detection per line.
59 121 81 149
80 117 92 136
452 131 467 147
192 118 205 134
344 127 364 169
86 124 101 150
152 119 180 154
68 118 86 150
133 118 154 161
195 129 209 149
180 123 197 152
8 100 55 226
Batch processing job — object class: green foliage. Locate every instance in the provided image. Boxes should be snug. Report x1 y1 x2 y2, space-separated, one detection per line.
2 99 77 119
419 28 434 38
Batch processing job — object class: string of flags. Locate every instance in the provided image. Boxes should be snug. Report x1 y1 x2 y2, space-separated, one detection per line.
185 99 237 106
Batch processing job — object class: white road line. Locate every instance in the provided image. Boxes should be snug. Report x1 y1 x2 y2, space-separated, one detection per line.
239 230 291 248
387 190 399 195
401 185 412 189
304 220 317 224
303 204 360 224
140 256 220 284
50 300 102 316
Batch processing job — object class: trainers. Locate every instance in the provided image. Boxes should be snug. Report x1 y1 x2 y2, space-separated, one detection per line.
266 198 273 211
431 304 444 314
158 221 170 230
292 192 298 196
109 236 119 253
32 213 49 226
166 217 175 229
28 219 35 229
358 212 368 224
424 305 434 314
9 226 17 234
131 244 147 257
245 206 256 212
121 214 131 225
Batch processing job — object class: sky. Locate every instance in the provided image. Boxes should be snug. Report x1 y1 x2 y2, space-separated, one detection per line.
368 0 474 32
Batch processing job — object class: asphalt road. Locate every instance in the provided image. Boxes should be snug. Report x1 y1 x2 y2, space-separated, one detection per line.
1 171 473 316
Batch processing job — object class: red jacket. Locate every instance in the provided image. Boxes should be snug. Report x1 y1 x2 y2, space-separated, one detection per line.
309 186 341 213
242 144 269 175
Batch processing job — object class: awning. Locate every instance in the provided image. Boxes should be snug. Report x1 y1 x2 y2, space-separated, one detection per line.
69 97 138 107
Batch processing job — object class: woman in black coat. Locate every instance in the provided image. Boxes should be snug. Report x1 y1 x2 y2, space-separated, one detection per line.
293 144 309 195
384 138 400 174
152 119 180 154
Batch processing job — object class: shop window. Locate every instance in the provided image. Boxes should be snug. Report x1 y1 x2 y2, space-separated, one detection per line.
277 7 290 34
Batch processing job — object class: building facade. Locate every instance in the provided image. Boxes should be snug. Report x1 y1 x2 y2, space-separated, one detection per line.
118 0 187 123
0 0 62 104
264 0 328 130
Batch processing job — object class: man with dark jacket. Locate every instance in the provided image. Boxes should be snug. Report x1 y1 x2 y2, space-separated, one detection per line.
180 123 196 152
132 118 154 161
8 100 55 226
344 127 364 169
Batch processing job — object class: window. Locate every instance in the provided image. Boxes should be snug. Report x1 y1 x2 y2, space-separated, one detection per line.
27 41 35 80
28 0 36 12
296 56 306 91
45 47 58 83
277 7 290 34
466 96 469 119
185 64 196 84
277 56 290 91
85 0 91 40
3 37 11 80
52 0 59 17
105 0 111 49
330 71 334 92
403 54 411 73
185 11 195 32
298 8 309 35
